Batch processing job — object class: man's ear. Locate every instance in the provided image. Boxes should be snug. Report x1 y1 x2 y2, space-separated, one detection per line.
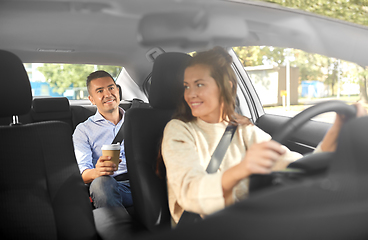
117 84 122 102
88 95 95 105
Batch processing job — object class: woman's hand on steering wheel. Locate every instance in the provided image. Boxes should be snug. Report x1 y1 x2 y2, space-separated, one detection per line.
240 140 286 176
321 102 367 152
222 140 286 203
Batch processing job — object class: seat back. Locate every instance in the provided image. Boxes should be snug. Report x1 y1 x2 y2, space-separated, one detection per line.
31 97 73 129
124 52 191 232
0 50 98 239
71 105 97 130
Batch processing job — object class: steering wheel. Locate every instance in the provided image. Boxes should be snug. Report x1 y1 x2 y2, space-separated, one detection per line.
249 100 356 193
272 100 356 145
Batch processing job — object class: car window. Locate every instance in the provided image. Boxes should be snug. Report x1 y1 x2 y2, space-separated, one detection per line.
259 0 368 28
233 46 367 123
24 63 122 100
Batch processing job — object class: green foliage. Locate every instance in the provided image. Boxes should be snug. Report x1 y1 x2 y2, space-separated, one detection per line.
292 49 327 81
37 64 122 94
252 0 368 100
343 64 368 103
234 46 332 81
264 0 368 27
233 46 286 67
324 58 340 95
233 46 263 66
234 44 368 100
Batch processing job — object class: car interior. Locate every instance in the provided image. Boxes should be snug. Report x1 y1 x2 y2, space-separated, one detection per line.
0 48 196 240
0 49 99 239
1 0 368 239
124 52 193 232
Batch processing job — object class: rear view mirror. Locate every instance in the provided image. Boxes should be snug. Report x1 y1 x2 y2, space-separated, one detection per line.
137 10 248 48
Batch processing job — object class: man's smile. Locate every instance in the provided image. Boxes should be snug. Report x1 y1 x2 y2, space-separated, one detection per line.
104 98 116 105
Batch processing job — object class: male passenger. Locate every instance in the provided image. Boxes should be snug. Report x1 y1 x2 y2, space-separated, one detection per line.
73 70 132 209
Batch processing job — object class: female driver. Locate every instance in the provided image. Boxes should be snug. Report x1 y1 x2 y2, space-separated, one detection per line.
161 46 365 224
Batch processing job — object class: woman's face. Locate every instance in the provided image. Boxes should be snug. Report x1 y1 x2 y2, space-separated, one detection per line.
184 64 223 123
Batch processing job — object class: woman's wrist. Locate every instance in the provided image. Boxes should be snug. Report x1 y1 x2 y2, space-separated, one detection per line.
320 117 343 152
222 164 248 192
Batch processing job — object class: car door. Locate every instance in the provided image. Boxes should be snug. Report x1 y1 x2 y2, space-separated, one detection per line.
229 48 332 155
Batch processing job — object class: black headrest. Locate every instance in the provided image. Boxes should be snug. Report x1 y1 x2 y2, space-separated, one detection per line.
32 97 70 113
0 50 32 117
329 116 368 176
149 52 191 109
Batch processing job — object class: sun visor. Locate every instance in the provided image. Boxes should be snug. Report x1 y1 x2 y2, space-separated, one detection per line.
137 10 248 48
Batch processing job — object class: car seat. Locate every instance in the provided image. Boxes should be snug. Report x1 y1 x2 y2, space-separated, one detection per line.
31 97 73 130
0 50 100 239
1 49 153 240
123 52 192 232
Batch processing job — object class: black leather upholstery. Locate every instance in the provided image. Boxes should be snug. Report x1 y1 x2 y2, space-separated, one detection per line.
0 50 32 117
149 53 191 109
71 105 97 130
0 50 98 239
32 97 73 129
124 52 191 232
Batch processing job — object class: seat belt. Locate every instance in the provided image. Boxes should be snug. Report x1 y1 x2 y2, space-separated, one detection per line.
112 98 148 181
206 125 238 173
112 99 148 144
112 123 124 145
177 124 238 227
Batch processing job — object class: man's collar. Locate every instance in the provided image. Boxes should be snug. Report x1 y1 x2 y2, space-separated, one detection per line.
93 107 125 123
93 109 105 122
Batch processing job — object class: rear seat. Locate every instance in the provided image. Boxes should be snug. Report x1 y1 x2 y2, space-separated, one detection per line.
6 96 149 219
33 97 132 131
10 97 148 132
32 97 73 129
0 96 149 131
70 105 97 130
0 97 72 127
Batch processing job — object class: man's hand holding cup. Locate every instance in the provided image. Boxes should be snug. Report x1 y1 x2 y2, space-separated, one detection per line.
95 143 121 176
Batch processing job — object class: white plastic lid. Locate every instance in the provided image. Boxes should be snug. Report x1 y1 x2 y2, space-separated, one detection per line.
101 143 121 151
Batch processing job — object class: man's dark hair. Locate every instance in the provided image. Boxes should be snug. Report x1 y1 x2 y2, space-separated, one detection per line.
86 70 115 92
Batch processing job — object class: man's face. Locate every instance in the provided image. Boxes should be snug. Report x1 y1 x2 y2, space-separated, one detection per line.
88 76 120 116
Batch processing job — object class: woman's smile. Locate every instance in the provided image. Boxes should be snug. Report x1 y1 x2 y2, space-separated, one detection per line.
184 64 223 123
189 101 203 108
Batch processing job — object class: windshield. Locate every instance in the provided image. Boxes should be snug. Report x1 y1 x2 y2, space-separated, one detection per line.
24 63 122 100
234 46 368 123
260 0 368 27
238 1 368 123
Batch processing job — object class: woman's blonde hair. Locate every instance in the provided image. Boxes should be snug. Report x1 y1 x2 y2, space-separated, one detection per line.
173 46 239 124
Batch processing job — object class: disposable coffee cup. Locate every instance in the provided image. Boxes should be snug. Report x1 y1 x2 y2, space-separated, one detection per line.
101 143 121 167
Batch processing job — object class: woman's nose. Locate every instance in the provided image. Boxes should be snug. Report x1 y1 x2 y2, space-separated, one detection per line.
185 87 197 98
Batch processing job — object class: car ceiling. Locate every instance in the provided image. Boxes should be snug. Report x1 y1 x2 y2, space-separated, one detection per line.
1 0 368 87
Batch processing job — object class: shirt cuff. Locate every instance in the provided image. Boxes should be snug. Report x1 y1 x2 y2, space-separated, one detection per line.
80 167 90 175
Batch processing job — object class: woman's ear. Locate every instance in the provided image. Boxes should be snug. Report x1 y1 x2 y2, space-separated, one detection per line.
229 81 233 88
